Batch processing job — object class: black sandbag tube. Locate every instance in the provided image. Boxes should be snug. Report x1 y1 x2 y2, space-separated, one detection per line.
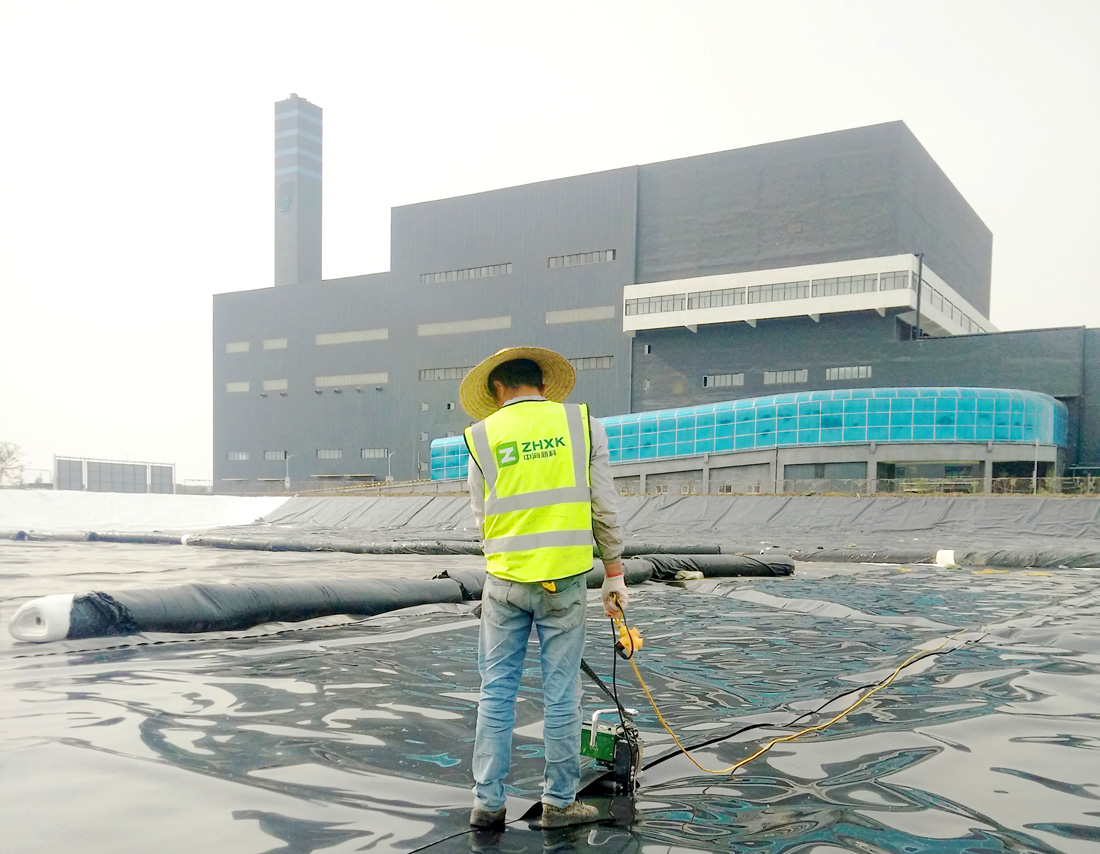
622 543 722 556
642 553 794 579
9 573 486 643
88 532 185 545
789 548 937 564
182 533 483 555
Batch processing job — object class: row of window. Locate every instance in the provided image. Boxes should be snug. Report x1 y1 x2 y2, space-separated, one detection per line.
228 448 388 462
419 366 473 381
703 373 744 388
623 270 987 335
699 365 872 389
226 306 617 356
548 249 616 268
764 369 809 384
420 263 513 285
418 250 618 284
826 365 873 380
227 373 389 393
569 355 613 371
230 355 616 394
811 274 878 298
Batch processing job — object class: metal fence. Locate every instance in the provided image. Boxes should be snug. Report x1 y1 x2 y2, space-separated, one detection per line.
213 475 1100 498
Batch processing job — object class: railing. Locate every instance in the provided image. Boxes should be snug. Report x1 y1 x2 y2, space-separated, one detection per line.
617 477 1100 497
214 476 1100 497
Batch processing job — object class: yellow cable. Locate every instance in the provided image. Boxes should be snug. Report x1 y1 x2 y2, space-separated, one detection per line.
624 628 967 776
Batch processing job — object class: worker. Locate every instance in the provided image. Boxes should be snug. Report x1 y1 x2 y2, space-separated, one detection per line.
460 346 627 830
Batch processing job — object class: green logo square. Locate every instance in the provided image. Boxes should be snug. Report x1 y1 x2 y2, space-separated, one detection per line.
495 441 519 468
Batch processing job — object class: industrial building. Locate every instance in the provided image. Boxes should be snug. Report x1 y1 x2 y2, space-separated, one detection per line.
211 96 1098 493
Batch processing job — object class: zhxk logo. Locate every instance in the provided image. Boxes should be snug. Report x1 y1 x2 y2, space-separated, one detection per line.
494 436 567 466
495 441 519 468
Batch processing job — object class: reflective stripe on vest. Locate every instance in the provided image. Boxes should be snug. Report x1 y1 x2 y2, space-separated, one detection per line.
465 400 593 583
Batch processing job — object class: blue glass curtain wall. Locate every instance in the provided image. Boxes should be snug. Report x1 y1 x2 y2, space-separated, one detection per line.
429 388 1068 481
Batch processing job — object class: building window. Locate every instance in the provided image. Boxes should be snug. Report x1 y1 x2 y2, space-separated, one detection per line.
315 328 388 346
264 450 287 461
262 379 288 391
687 287 745 310
419 366 473 381
545 305 616 324
419 432 428 441
702 373 744 388
763 369 808 384
879 271 911 291
568 356 613 371
652 484 669 495
420 402 429 412
420 263 512 285
643 344 652 355
547 249 615 268
263 338 288 350
811 274 878 297
317 449 342 460
624 294 686 316
361 448 387 459
747 281 809 304
315 372 388 387
825 365 873 381
226 381 250 393
446 402 456 410
226 341 249 353
227 451 249 461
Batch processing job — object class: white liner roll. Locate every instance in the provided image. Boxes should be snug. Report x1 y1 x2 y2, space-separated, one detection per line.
9 594 75 642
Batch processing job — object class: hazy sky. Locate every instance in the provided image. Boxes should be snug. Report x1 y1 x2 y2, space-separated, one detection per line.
2 0 1098 483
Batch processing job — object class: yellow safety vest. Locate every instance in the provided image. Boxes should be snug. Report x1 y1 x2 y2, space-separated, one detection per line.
464 400 593 582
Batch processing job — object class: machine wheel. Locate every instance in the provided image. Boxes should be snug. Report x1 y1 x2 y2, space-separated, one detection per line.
611 737 640 792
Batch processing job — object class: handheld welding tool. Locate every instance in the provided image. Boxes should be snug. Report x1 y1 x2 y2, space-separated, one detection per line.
579 599 644 791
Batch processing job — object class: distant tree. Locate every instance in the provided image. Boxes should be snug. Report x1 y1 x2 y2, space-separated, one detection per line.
0 441 24 486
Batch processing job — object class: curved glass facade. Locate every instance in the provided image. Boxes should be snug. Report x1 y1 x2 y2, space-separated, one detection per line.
430 388 1068 481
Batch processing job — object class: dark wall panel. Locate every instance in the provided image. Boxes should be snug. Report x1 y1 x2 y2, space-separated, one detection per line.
635 122 992 315
637 123 902 283
1081 329 1100 466
895 131 992 314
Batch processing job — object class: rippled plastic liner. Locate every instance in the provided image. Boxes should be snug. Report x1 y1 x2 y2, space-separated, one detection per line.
2 539 1099 852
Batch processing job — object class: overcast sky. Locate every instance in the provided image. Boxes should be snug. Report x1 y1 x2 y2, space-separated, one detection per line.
2 0 1098 483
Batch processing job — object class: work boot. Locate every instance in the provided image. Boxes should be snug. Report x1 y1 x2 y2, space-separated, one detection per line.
539 800 599 828
469 804 507 828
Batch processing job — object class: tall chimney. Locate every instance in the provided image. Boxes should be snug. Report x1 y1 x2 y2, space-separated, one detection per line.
273 94 322 286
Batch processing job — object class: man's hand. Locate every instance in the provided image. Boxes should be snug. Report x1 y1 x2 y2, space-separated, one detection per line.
601 568 628 618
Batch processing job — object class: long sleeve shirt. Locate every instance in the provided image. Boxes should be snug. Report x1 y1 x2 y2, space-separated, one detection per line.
466 396 624 564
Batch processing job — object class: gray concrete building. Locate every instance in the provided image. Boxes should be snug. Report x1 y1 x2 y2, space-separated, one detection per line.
212 99 1097 492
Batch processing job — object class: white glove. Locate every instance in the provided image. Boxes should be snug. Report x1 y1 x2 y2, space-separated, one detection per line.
601 573 629 618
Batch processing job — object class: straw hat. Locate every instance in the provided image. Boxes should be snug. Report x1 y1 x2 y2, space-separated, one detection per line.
459 346 576 421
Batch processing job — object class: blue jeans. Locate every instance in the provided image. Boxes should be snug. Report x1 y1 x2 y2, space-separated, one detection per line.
472 572 587 810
